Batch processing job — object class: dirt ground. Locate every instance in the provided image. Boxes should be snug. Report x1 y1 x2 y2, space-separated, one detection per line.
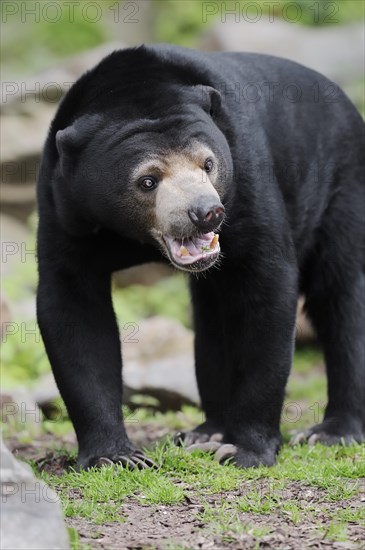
62 475 365 550
7 421 365 550
65 498 364 550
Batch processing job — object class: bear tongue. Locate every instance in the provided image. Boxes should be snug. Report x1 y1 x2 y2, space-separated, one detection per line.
164 232 217 260
193 232 216 248
183 239 200 256
197 232 215 242
178 233 216 257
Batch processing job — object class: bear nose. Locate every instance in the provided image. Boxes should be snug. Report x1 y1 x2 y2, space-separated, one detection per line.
188 200 225 232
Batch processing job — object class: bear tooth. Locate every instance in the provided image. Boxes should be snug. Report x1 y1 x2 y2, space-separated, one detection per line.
180 246 189 256
210 234 219 249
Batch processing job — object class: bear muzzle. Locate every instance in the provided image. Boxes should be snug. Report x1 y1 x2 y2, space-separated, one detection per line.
188 200 225 233
161 232 221 272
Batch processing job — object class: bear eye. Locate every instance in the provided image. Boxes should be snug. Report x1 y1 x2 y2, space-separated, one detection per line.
140 177 157 191
204 158 214 173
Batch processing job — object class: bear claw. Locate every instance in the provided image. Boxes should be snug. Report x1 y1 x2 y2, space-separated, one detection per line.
290 432 323 446
185 441 222 453
94 451 157 470
290 428 362 447
214 444 238 463
289 432 307 446
174 430 238 464
174 431 224 447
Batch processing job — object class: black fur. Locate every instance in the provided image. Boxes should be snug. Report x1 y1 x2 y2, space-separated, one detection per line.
37 45 365 469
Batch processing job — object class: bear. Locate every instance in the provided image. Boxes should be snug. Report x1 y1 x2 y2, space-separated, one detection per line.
36 44 365 470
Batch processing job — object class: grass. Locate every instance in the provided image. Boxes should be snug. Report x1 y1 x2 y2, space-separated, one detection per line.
68 527 92 550
318 521 349 542
5 330 364 544
2 219 364 547
333 507 365 523
3 343 364 550
37 439 364 531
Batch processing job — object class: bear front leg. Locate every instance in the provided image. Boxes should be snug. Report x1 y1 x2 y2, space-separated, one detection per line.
174 274 229 447
37 237 155 470
217 260 298 467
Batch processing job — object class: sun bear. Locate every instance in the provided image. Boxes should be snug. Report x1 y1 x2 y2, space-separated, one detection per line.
36 44 365 469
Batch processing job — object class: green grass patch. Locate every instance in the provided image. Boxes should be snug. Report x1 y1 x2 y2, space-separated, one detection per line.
113 274 191 328
38 439 364 527
332 507 365 524
68 527 92 550
318 521 350 543
292 347 323 373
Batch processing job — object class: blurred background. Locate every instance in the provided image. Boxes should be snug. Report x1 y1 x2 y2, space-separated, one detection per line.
1 0 364 447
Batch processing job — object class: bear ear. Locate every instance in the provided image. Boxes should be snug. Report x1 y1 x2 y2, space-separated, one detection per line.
55 127 78 176
195 85 222 118
55 126 78 157
55 114 102 176
53 115 102 236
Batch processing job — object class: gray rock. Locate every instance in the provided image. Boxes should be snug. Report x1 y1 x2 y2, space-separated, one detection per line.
0 214 31 277
199 20 364 87
31 373 60 412
0 107 55 220
1 42 125 111
0 297 11 337
0 214 37 320
0 388 44 438
123 316 199 409
5 318 197 414
1 42 125 221
0 436 70 549
296 297 316 343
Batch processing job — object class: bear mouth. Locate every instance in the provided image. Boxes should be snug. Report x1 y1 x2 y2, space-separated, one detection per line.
162 232 220 272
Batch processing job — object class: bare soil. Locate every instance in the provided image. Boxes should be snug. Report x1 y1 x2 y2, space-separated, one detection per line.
6 424 365 550
66 498 364 550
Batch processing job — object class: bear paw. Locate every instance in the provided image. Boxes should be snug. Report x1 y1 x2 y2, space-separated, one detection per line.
78 449 158 470
174 420 224 447
291 419 364 447
175 425 279 467
182 440 277 467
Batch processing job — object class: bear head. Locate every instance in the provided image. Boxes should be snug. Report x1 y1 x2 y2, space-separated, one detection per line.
54 82 233 272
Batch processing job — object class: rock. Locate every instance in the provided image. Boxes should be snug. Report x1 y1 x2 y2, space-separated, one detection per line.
0 214 37 320
0 213 37 322
1 42 125 221
123 316 199 409
0 108 53 221
106 0 155 47
0 297 12 337
31 373 60 418
1 42 126 111
296 297 316 343
2 318 198 415
0 214 31 277
1 389 43 437
1 106 55 163
199 20 364 87
0 436 70 549
121 308 315 411
10 298 37 322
